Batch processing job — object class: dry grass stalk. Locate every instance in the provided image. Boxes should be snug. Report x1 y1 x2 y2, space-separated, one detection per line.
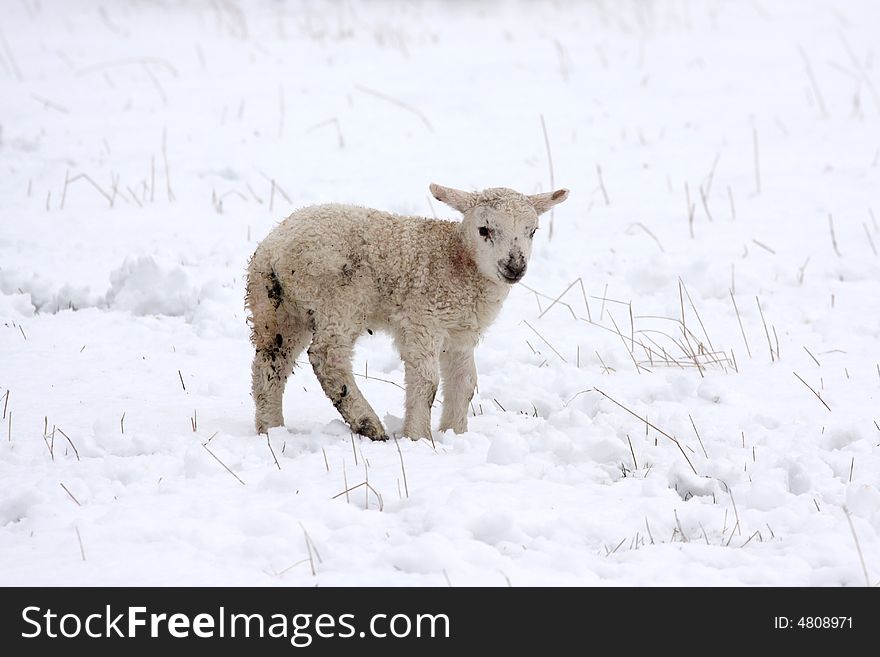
162 127 175 202
828 214 842 256
0 28 23 81
201 443 246 485
755 297 774 362
843 507 871 587
299 522 323 576
355 84 433 132
688 414 709 459
539 114 557 238
60 482 81 506
803 346 821 366
266 435 281 470
685 182 695 238
522 320 567 363
627 222 665 252
797 45 829 118
626 434 638 470
394 437 409 498
331 480 384 511
149 156 155 203
674 510 688 543
607 312 644 373
704 152 721 195
594 388 698 475
306 117 346 148
596 164 610 206
75 526 86 561
751 239 776 254
680 278 715 354
537 278 582 320
699 184 713 222
56 428 80 461
644 517 655 545
793 371 832 412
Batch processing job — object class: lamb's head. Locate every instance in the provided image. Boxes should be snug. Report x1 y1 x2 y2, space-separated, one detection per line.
429 183 569 284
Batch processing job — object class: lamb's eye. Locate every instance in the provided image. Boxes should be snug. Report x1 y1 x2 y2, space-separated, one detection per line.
478 226 492 239
529 227 538 238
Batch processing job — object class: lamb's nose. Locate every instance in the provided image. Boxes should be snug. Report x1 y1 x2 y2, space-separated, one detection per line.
499 259 526 281
503 262 524 277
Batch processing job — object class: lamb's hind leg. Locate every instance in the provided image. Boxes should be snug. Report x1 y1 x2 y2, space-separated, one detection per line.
308 319 387 441
247 270 310 434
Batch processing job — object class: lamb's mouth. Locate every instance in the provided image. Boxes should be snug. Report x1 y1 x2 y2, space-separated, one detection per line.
497 269 524 284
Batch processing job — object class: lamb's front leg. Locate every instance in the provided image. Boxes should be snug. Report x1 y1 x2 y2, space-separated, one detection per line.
402 351 440 440
439 347 476 434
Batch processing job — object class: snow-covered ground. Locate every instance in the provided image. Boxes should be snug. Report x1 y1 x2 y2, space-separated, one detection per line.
2 0 879 586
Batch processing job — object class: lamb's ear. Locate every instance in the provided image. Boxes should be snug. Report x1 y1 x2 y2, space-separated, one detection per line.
528 188 569 215
429 183 476 213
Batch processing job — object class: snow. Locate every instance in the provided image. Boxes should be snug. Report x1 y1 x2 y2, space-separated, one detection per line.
2 0 880 586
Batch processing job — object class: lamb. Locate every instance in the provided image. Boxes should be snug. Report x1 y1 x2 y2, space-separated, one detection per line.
245 183 569 440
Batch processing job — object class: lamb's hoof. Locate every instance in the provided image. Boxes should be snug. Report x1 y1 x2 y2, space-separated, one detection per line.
354 417 388 441
402 425 432 441
255 417 282 435
439 420 467 434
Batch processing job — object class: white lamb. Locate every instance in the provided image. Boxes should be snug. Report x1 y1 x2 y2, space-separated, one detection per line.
245 183 569 440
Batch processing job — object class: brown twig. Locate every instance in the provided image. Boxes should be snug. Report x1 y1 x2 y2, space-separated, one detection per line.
60 482 81 506
793 371 832 412
521 320 567 363
729 290 752 359
626 434 638 470
202 443 246 485
689 415 709 459
266 436 281 470
56 428 80 461
537 278 580 320
594 388 698 475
